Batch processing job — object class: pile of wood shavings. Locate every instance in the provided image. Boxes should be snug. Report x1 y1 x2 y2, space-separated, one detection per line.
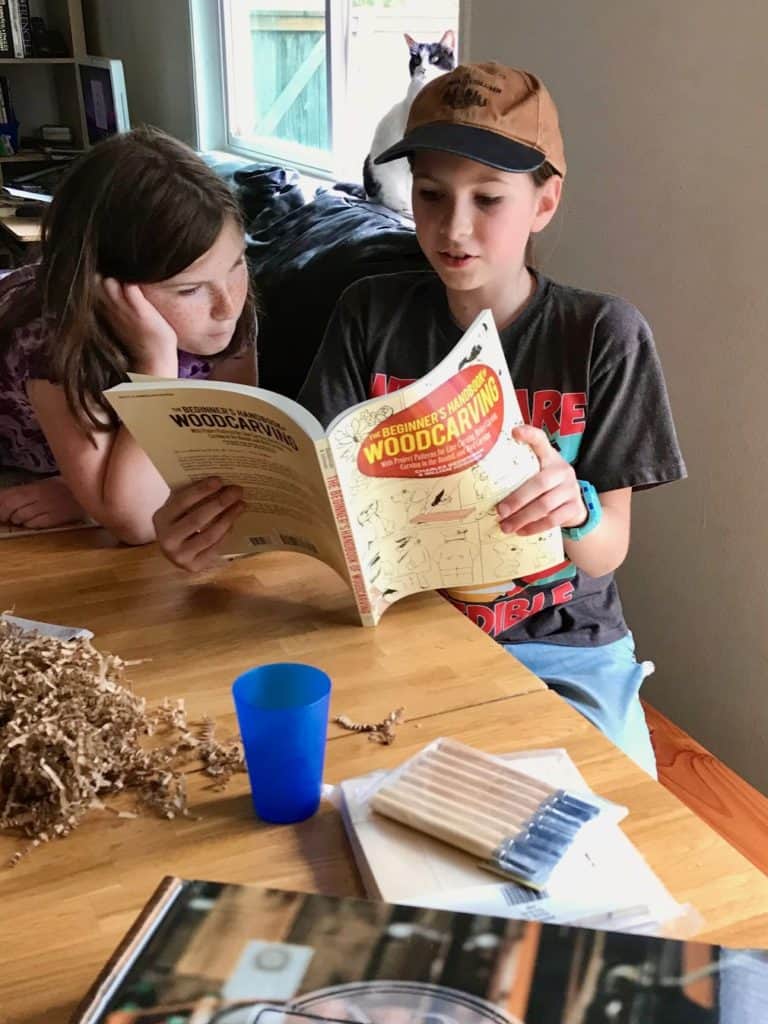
0 618 244 866
333 706 405 744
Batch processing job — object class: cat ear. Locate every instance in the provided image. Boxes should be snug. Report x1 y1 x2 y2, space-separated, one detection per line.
404 33 417 50
440 29 456 51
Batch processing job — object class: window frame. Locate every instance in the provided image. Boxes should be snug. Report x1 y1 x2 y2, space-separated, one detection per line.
217 0 348 179
194 1 470 182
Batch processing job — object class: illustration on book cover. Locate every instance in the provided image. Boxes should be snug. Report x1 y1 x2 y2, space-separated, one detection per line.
328 324 561 610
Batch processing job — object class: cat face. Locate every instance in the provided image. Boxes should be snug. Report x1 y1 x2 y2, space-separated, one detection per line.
406 30 456 83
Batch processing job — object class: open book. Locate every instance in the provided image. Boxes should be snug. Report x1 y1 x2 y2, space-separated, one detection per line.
105 310 564 626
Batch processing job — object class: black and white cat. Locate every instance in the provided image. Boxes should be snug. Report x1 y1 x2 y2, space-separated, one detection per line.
363 30 456 217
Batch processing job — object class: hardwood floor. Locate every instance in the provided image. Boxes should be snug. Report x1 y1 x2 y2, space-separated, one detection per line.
644 701 768 875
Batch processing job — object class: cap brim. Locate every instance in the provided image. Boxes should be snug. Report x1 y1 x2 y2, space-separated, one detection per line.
373 123 546 174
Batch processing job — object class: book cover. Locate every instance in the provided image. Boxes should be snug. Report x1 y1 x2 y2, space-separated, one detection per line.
104 310 565 626
70 877 758 1024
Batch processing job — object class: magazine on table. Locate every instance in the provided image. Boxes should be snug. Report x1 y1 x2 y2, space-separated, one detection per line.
71 877 759 1024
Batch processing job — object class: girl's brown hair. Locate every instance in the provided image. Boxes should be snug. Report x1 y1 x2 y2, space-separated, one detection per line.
4 126 256 430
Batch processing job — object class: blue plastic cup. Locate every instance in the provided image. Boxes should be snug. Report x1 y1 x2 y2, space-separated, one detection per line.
232 662 331 824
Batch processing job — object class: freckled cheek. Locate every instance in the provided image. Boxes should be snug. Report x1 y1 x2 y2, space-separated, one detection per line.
232 268 249 316
155 297 207 339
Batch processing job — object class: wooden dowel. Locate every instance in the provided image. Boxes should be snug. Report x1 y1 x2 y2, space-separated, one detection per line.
388 773 529 837
437 737 554 794
431 744 553 800
433 741 554 797
371 789 498 861
373 780 506 846
402 764 538 830
406 758 544 816
377 777 507 844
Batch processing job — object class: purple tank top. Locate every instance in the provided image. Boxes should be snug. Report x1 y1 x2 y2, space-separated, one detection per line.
0 267 211 473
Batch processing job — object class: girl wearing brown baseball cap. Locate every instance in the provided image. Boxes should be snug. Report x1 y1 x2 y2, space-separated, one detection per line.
155 63 686 777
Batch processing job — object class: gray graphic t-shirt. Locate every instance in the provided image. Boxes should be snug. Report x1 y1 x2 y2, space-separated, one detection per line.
299 270 686 647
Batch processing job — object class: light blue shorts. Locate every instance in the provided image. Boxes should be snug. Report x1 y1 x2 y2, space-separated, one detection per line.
504 632 657 778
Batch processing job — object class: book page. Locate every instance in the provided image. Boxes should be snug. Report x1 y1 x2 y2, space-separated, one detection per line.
105 380 349 579
326 310 565 614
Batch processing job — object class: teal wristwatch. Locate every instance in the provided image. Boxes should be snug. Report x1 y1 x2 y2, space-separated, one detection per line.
562 480 602 541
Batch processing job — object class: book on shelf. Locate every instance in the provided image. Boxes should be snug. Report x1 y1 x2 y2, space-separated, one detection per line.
70 876 759 1024
7 0 31 57
0 75 13 126
16 0 31 57
105 309 566 627
6 0 23 58
0 3 12 59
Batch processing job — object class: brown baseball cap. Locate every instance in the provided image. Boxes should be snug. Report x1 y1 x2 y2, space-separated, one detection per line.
375 61 566 177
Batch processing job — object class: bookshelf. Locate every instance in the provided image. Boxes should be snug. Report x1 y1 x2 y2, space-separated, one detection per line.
0 56 76 63
0 0 87 185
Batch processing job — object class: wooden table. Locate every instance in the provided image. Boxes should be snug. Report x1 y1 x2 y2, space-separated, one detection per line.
1 532 767 1023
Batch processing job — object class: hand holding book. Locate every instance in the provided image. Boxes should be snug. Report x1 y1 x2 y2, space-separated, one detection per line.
152 475 246 572
497 424 586 535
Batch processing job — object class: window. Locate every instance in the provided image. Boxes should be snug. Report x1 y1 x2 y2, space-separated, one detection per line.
219 0 460 180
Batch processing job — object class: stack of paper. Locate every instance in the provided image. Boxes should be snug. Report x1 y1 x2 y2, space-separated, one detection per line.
334 747 698 936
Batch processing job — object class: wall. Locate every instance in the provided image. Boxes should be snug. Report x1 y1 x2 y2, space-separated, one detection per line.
464 1 768 790
82 0 197 145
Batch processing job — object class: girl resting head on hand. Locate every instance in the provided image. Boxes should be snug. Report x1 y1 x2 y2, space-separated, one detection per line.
0 126 257 541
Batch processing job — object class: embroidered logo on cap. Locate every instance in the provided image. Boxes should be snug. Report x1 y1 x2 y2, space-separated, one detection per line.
442 83 487 110
441 71 502 110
